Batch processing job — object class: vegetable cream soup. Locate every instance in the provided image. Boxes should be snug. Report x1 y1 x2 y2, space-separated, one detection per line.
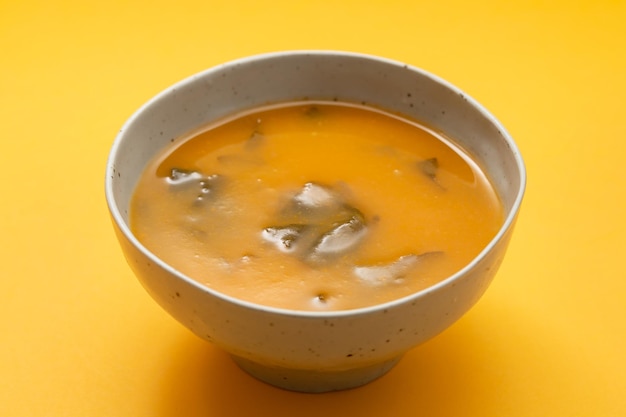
130 102 503 311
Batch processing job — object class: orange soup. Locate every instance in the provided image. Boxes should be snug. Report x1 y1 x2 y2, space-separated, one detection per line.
130 102 503 311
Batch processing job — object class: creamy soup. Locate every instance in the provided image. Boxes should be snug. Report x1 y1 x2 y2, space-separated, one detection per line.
130 102 503 311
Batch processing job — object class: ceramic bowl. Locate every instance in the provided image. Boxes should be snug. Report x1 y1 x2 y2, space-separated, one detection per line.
105 51 526 393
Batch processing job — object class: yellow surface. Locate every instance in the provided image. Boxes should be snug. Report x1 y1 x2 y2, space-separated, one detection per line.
1 0 625 415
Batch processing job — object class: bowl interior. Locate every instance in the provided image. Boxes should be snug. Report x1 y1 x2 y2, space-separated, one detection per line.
106 51 525 234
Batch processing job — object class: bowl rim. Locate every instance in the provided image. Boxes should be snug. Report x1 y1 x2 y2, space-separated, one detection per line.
104 49 527 318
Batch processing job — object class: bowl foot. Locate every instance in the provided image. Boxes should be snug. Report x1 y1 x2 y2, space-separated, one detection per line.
231 355 403 393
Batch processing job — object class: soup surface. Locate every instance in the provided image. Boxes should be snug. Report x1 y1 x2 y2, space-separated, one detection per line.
130 102 503 311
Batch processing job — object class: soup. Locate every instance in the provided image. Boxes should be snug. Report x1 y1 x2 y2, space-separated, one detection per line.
130 102 503 311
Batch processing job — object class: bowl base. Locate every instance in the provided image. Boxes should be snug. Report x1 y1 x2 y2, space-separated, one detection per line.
231 354 403 393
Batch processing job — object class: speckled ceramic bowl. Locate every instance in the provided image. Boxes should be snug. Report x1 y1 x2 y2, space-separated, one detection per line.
105 51 526 393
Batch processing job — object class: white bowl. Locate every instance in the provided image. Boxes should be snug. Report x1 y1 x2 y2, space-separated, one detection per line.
105 51 526 392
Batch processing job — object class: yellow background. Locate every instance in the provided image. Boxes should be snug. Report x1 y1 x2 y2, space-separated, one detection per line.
1 0 625 415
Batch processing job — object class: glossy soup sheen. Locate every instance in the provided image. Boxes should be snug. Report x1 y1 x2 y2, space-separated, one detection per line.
130 102 504 311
